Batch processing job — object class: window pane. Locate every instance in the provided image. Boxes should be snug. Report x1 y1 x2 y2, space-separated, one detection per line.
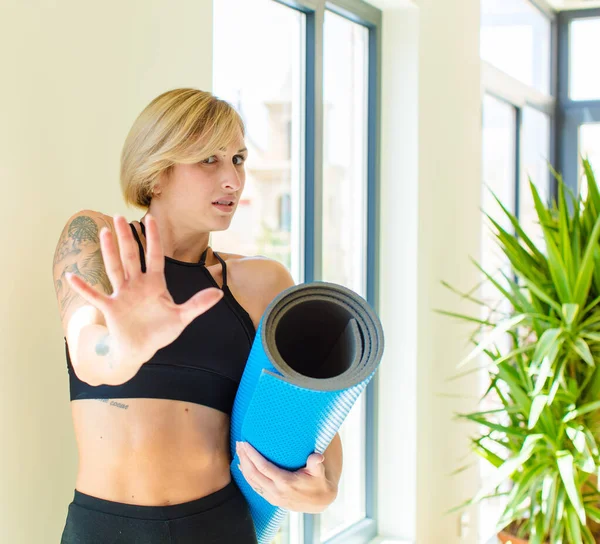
570 18 600 101
480 0 551 94
578 123 600 199
320 10 369 540
212 0 305 284
520 107 551 246
479 94 517 543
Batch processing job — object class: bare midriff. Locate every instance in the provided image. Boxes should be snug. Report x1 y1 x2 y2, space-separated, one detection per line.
71 398 233 506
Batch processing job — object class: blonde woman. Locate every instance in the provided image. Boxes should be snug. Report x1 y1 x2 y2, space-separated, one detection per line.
53 88 342 543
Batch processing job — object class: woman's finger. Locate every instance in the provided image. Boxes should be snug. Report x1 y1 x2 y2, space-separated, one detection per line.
114 215 142 281
178 288 224 326
238 452 275 495
66 272 110 311
99 227 125 290
241 442 290 483
144 214 165 275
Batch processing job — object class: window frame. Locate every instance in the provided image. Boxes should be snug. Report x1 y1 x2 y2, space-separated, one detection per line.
557 7 600 195
273 1 382 543
481 0 558 222
479 1 557 542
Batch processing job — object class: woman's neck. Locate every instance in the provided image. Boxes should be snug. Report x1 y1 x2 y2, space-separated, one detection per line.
140 210 211 265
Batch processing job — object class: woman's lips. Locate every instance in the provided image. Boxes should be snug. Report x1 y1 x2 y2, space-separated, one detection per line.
212 202 234 213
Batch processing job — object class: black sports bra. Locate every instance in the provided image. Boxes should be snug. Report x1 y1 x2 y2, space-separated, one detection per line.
64 220 256 415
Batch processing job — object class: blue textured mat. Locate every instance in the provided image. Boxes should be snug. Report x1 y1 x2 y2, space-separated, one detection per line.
229 281 385 544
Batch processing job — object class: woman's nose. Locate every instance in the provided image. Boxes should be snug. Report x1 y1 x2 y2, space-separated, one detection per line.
222 163 243 190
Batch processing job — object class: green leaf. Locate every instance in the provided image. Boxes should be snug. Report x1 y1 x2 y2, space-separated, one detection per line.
573 213 600 307
497 361 533 413
582 525 596 544
528 395 548 429
533 336 565 396
500 463 549 528
580 331 600 343
473 435 543 502
473 443 504 468
558 180 575 287
551 486 566 543
566 426 587 454
564 504 583 544
462 414 528 437
548 357 568 405
530 514 544 544
572 337 595 367
562 303 580 328
545 236 573 304
584 504 600 523
492 188 549 265
531 327 563 369
583 157 600 214
542 473 558 535
457 314 527 368
563 400 600 422
556 451 586 525
521 275 562 314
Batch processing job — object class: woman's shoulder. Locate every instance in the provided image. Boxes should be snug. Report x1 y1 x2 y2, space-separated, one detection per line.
217 252 291 278
219 253 295 310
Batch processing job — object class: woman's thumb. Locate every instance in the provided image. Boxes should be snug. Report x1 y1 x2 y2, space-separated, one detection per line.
181 288 223 324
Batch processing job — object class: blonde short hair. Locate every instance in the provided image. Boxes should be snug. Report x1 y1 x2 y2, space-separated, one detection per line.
120 88 245 209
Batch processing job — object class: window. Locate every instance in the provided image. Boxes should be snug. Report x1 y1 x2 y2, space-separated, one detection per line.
480 96 518 543
481 95 517 308
520 106 551 244
569 17 600 101
557 10 600 195
212 0 305 283
578 123 600 199
480 2 554 542
480 0 551 94
214 1 381 543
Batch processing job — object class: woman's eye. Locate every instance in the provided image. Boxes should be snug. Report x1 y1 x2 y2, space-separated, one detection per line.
233 155 246 166
202 156 217 164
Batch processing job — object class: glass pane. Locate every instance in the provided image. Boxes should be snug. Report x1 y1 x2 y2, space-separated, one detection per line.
479 94 517 544
570 18 600 101
520 107 551 247
480 0 551 94
579 123 600 199
213 3 305 544
212 0 305 284
320 9 369 541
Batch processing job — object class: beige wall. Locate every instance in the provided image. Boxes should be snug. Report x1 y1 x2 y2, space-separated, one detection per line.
417 0 482 541
0 1 213 541
376 0 483 542
2 0 486 543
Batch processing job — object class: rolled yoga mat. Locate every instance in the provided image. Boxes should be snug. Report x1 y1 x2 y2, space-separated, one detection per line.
229 281 385 544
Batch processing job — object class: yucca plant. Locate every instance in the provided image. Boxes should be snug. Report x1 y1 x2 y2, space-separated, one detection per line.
444 158 600 543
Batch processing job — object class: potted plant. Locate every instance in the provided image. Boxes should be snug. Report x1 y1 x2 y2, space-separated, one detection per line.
443 158 600 543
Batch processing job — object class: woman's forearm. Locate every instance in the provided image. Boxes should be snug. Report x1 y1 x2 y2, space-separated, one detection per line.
69 323 141 386
322 433 343 493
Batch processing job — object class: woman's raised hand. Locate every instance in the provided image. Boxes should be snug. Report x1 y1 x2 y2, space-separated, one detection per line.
65 214 223 368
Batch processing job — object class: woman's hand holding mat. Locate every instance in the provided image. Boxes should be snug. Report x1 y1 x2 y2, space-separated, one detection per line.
236 441 336 514
229 281 384 543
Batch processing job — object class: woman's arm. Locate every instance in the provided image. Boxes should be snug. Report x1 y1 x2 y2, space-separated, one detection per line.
322 432 343 496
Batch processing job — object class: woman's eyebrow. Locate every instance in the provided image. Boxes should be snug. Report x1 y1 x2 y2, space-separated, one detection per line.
217 147 248 153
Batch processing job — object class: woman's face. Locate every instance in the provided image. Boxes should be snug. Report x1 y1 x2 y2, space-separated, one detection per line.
158 131 247 232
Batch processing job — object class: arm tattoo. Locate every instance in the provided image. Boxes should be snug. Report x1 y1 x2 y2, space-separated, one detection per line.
53 214 115 322
95 332 113 368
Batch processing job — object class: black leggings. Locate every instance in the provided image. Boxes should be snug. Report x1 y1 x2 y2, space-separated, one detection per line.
60 480 258 543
